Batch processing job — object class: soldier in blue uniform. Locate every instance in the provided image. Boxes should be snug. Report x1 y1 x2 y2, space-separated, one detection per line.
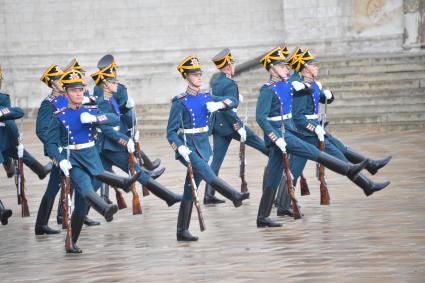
286 49 391 201
167 55 250 241
0 65 22 225
255 47 374 227
96 54 163 171
46 69 140 253
0 67 52 181
91 64 181 207
204 48 269 204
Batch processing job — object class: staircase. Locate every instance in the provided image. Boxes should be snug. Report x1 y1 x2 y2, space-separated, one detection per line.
137 52 425 137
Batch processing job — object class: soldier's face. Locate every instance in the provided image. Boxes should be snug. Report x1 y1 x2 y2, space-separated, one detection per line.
271 64 290 80
186 73 203 88
104 80 118 93
306 64 319 77
66 87 84 104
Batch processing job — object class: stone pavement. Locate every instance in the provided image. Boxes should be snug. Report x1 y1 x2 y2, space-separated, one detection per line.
0 125 424 283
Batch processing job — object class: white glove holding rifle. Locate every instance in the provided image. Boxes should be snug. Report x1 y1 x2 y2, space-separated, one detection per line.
275 138 287 153
178 145 192 162
315 125 325 142
59 160 72 176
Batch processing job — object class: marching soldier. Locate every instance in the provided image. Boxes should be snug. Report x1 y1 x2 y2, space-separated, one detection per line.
205 48 269 204
0 65 23 225
167 55 249 241
96 54 163 171
286 48 391 198
0 67 52 180
46 69 140 253
255 46 378 227
91 64 181 207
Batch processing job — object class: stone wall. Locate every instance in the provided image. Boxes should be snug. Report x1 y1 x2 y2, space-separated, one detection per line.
0 0 421 111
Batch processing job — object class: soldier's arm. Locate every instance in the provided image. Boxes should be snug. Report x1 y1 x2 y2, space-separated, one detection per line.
292 90 319 132
93 112 120 126
46 117 65 165
4 120 20 144
0 106 24 122
116 84 130 113
97 118 131 150
166 100 184 152
220 82 244 131
35 100 53 144
319 85 335 104
255 87 280 142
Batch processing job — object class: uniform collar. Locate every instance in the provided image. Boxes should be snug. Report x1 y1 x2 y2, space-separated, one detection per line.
269 75 282 84
68 102 82 110
186 86 200 96
222 72 234 81
104 90 113 98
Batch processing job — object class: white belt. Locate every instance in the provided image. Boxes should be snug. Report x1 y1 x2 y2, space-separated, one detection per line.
65 141 95 150
305 114 319 119
267 113 292 121
96 126 120 133
178 126 209 134
0 122 4 127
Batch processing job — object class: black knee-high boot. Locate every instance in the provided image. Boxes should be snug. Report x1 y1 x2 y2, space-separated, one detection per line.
85 191 118 222
23 150 52 180
67 212 84 253
176 200 198 241
144 178 182 206
209 177 249 207
276 178 293 217
95 171 141 193
141 151 161 170
349 173 390 196
35 196 60 235
203 183 225 204
0 200 12 225
257 187 282 228
317 152 368 178
344 148 392 175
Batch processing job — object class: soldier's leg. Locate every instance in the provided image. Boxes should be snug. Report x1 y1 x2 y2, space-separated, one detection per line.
242 126 269 156
69 166 117 222
288 133 389 196
67 191 86 253
2 156 15 178
0 199 12 225
257 145 283 228
204 134 231 204
35 165 61 235
176 172 202 241
327 134 391 175
21 150 52 180
103 151 181 206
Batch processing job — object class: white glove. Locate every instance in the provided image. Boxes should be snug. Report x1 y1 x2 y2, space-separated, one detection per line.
292 81 306 91
126 96 135 109
80 112 97 124
206 101 224 113
315 125 325 141
82 96 91 105
237 127 247 142
17 143 24 158
59 160 72 176
275 138 287 153
323 89 333 100
0 111 3 118
178 145 192 162
127 138 135 153
134 129 140 142
239 94 244 102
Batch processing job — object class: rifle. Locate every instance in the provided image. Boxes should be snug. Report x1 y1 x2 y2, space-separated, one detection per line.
132 107 149 197
64 131 73 252
300 174 310 196
316 94 330 205
280 106 302 220
15 121 29 217
180 113 205 231
60 175 66 229
113 186 127 210
239 102 248 193
128 153 142 215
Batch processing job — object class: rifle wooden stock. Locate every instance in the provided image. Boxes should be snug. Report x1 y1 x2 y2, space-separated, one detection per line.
64 175 73 252
319 141 330 205
239 142 248 193
129 153 142 215
135 142 150 197
113 187 127 210
17 158 30 217
14 159 22 205
187 163 205 231
60 176 67 229
282 153 302 220
300 174 310 196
